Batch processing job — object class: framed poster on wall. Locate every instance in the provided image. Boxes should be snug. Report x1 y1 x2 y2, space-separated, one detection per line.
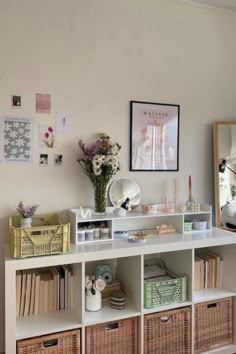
130 101 180 171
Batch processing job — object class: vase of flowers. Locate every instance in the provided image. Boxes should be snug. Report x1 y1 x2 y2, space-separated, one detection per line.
16 201 39 228
78 133 121 215
85 275 106 312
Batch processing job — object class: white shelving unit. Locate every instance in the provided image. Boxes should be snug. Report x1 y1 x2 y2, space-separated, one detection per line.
69 204 212 244
5 206 236 354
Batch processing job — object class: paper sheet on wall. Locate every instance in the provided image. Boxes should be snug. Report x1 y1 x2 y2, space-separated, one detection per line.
56 112 72 133
0 116 33 163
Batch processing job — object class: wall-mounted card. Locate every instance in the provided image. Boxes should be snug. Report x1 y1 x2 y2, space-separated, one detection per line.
39 125 56 148
54 154 63 166
0 116 33 163
11 95 21 108
56 112 72 133
36 93 51 114
39 153 48 166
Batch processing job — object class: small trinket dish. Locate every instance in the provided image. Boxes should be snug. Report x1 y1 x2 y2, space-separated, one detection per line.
142 204 158 214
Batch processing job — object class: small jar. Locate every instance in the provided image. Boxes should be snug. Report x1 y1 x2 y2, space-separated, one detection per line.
93 228 100 239
85 229 94 241
100 227 110 239
77 229 85 242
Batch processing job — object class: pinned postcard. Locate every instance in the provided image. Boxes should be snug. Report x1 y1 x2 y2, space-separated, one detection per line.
56 112 72 133
39 125 55 148
36 93 51 114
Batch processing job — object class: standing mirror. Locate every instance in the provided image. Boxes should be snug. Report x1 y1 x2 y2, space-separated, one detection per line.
214 122 236 230
109 177 141 210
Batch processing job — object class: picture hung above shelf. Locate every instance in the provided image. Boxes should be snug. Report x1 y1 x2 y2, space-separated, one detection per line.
130 100 180 171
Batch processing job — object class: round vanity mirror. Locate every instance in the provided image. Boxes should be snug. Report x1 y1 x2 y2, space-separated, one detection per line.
109 177 141 210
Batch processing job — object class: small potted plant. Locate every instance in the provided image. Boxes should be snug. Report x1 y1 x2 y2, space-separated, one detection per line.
16 201 39 228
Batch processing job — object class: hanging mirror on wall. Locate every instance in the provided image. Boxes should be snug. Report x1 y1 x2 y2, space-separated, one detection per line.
214 122 236 230
109 177 141 210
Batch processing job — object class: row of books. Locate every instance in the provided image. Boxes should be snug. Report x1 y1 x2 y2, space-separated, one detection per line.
194 250 223 290
16 265 74 317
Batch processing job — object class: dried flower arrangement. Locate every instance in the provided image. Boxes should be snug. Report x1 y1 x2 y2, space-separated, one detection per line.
16 201 39 218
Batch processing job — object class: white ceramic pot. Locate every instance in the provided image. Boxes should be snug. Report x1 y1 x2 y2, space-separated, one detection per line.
85 289 101 311
20 217 32 228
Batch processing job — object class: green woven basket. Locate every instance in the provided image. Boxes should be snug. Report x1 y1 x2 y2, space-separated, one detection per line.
144 270 187 308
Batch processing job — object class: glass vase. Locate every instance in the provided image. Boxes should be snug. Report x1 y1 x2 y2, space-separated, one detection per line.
93 179 108 215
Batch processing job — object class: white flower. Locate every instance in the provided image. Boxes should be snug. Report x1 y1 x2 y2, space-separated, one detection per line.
111 144 119 155
13 122 20 128
93 167 102 175
92 155 106 170
105 155 119 171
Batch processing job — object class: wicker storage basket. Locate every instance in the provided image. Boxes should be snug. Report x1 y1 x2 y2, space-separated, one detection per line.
86 317 138 354
9 214 70 258
144 260 187 308
17 329 80 354
144 306 191 354
194 297 232 353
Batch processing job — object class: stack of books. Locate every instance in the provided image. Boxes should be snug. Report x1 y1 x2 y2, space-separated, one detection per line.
16 265 74 317
194 250 223 290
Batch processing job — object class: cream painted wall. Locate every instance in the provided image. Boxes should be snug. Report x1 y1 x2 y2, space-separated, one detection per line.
1 0 236 350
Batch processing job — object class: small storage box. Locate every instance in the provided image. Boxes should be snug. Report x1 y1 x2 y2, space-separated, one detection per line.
144 268 187 308
86 317 138 354
9 214 70 258
17 329 80 354
194 297 232 353
184 221 193 231
144 306 191 354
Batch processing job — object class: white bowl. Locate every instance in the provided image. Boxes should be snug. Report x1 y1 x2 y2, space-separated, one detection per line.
193 220 207 230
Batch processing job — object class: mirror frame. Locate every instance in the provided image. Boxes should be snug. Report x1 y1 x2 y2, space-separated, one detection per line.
214 121 236 229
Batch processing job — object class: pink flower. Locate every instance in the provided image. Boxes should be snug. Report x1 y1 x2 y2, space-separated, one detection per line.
48 127 53 133
45 132 49 139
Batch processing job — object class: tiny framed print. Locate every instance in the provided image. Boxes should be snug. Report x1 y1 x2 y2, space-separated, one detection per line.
11 95 21 108
130 101 180 171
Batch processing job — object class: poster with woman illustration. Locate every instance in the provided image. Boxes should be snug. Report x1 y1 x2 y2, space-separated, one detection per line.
130 101 180 171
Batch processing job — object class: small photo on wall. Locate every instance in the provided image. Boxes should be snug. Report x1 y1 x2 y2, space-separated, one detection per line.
54 154 63 166
11 95 21 108
39 153 48 166
36 93 51 114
